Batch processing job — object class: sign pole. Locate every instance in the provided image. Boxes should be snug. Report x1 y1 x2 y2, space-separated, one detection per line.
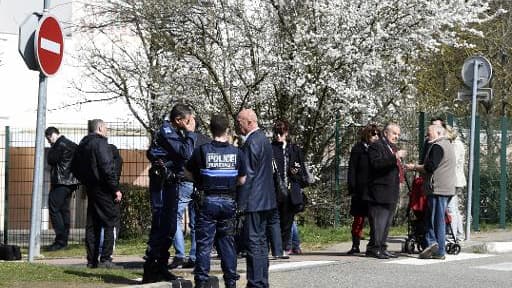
465 59 480 242
28 0 51 263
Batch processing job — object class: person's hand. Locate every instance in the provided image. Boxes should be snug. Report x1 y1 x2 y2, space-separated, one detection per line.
396 149 407 159
114 191 122 203
183 115 196 132
404 163 416 171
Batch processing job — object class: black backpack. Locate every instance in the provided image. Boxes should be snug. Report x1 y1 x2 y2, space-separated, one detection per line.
0 244 22 261
71 143 85 183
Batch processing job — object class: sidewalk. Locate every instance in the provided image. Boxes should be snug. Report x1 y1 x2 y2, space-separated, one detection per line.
35 229 512 287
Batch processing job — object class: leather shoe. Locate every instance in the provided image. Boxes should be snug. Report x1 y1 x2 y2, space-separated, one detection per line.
365 249 388 259
168 257 184 269
347 246 360 255
382 250 398 258
46 243 67 251
182 258 195 269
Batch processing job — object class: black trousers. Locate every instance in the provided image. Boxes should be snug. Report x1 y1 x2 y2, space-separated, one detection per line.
367 202 396 251
85 186 118 264
278 199 295 251
48 185 74 246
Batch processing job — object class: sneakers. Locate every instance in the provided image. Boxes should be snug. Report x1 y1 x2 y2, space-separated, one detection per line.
168 257 185 269
290 248 303 255
419 243 439 259
432 254 446 260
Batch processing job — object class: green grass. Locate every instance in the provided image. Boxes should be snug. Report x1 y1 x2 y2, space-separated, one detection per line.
34 238 147 258
299 223 407 250
0 262 141 287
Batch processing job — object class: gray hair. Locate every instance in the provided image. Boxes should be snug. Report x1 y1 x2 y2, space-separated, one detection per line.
88 119 105 133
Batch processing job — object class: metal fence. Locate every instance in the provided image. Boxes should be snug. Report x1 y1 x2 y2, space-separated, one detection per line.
2 114 510 247
0 122 150 247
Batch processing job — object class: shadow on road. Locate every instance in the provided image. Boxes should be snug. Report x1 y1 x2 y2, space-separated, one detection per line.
64 269 140 285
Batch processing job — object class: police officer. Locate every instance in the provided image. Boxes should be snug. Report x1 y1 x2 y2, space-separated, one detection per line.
143 104 197 283
185 114 247 288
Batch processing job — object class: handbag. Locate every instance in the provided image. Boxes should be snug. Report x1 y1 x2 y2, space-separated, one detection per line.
272 160 289 202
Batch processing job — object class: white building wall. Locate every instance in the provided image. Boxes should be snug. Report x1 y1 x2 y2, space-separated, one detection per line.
0 0 137 128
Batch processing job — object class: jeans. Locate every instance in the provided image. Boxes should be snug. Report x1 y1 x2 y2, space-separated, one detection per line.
194 196 238 287
425 195 450 256
266 208 283 256
286 221 301 251
173 181 196 261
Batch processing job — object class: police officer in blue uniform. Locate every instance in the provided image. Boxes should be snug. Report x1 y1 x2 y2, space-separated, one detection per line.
143 104 197 284
185 114 247 288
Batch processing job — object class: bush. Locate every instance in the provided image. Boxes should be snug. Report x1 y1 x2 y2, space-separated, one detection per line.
119 184 152 239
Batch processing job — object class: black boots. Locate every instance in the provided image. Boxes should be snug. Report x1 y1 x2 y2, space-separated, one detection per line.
347 236 360 255
142 258 178 284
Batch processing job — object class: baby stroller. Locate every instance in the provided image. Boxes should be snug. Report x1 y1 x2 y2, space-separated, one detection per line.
402 175 427 254
402 175 461 255
444 201 462 255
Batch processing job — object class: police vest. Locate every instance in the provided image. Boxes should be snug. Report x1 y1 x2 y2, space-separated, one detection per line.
199 143 239 192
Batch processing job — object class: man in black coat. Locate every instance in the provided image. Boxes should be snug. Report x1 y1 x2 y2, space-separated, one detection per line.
45 127 79 251
237 108 277 288
365 123 407 259
75 119 122 268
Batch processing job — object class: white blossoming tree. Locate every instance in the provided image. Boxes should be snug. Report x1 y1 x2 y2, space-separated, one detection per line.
74 0 492 164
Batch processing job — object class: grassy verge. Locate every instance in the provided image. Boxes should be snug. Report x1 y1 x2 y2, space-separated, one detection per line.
0 262 142 288
299 222 407 251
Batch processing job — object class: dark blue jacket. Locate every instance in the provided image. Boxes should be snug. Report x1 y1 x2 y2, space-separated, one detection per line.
238 129 277 212
147 120 197 177
186 140 246 193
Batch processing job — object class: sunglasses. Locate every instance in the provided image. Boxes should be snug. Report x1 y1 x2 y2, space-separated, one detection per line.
371 131 378 136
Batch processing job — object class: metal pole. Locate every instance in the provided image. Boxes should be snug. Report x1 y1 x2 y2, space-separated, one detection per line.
499 116 507 228
28 0 51 263
3 126 9 245
465 59 480 241
334 111 340 227
28 73 48 262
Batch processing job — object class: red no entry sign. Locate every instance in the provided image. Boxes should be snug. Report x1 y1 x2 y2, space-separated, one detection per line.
35 15 64 76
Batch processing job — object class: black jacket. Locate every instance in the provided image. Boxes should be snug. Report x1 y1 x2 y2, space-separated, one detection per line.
347 141 370 200
75 133 119 196
238 129 277 212
47 136 79 186
366 137 400 204
271 141 307 206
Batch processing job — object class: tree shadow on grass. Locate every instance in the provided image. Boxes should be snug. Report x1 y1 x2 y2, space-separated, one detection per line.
63 270 141 285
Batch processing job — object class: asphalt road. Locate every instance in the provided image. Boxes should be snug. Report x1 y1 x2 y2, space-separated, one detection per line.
268 252 512 288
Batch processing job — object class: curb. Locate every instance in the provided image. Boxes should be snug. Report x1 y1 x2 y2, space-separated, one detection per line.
467 241 512 254
125 276 222 288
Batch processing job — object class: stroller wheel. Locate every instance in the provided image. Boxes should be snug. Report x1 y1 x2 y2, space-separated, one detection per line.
446 243 453 254
452 244 461 255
